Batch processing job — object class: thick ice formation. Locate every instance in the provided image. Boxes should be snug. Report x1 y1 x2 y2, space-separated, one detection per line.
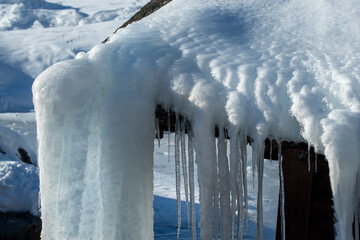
33 0 360 239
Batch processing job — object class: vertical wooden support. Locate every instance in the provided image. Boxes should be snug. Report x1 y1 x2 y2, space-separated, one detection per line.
275 142 334 240
276 145 314 239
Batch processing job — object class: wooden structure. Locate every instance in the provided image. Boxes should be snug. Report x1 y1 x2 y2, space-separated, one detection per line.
267 141 335 240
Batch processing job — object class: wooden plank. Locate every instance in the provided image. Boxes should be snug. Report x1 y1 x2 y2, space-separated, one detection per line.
276 145 314 240
307 154 335 239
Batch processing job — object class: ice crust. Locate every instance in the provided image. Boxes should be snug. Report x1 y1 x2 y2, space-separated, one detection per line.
33 0 360 239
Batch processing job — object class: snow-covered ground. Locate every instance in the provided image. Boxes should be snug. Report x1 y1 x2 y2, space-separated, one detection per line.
0 112 279 239
0 0 148 112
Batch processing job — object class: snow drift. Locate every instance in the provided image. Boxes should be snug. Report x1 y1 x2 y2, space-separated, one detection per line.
0 126 39 216
33 0 360 239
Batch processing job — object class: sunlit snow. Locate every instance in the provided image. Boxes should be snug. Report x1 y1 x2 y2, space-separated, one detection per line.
32 0 360 239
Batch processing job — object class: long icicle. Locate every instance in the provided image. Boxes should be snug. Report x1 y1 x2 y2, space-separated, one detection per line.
229 130 239 240
181 118 190 229
256 143 264 240
187 127 196 240
356 169 360 240
168 109 171 162
355 209 359 240
240 132 248 231
175 114 181 240
217 127 231 240
278 141 286 240
237 132 244 240
252 147 256 189
214 142 220 240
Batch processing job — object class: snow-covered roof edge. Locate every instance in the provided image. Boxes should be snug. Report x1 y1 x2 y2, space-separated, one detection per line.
33 0 360 239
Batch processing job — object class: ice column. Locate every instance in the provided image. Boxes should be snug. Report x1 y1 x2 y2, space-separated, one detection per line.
252 142 264 240
217 128 231 239
187 128 197 240
181 119 190 228
34 58 156 240
192 118 217 240
229 130 239 240
175 115 181 239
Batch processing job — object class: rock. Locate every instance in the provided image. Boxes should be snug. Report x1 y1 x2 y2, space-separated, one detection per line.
0 211 41 240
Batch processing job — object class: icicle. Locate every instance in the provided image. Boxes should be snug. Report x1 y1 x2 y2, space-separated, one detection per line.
355 209 359 240
187 127 196 240
237 191 244 240
175 114 181 239
181 119 190 229
307 142 311 172
155 117 161 148
252 147 256 189
214 150 219 240
240 132 248 231
278 141 286 240
237 132 244 240
217 128 231 240
168 109 171 162
256 144 264 240
229 130 239 240
315 152 318 173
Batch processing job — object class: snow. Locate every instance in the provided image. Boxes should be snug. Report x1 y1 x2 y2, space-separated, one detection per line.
25 0 360 239
0 114 39 216
0 0 147 112
0 125 37 165
0 161 39 216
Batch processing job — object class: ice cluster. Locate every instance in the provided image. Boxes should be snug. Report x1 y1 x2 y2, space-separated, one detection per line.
33 0 360 239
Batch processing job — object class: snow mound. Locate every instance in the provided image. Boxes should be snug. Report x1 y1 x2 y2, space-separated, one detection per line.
0 161 39 216
0 0 145 31
0 0 87 30
0 126 37 165
33 0 360 239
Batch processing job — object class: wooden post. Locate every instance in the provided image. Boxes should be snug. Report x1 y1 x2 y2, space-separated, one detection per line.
275 142 334 240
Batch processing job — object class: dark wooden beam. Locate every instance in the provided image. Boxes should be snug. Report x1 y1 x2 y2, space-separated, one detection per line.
275 142 334 240
102 0 173 43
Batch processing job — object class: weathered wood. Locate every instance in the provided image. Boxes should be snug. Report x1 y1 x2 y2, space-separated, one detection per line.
102 0 173 43
275 143 335 240
275 144 314 240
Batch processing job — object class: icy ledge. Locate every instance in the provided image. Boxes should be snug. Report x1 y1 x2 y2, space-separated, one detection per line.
33 0 360 239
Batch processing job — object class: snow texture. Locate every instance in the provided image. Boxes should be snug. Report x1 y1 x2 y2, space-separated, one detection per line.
0 124 39 216
0 126 37 165
33 0 360 239
0 0 147 112
0 161 39 216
